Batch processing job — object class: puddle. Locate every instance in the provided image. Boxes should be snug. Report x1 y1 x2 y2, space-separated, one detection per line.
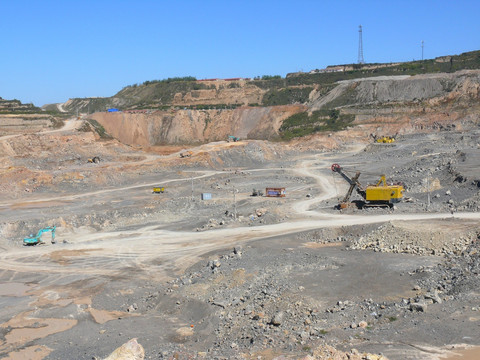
3 345 52 360
0 283 32 297
0 313 77 350
88 308 137 324
444 346 480 360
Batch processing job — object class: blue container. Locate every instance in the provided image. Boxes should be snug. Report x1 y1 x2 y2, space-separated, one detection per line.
201 193 212 200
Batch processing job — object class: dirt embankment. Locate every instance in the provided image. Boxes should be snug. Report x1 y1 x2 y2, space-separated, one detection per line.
84 70 480 147
172 81 265 106
0 114 56 136
90 105 305 146
308 71 480 138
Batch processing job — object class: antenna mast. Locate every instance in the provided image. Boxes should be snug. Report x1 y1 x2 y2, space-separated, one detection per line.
421 40 424 60
358 25 365 64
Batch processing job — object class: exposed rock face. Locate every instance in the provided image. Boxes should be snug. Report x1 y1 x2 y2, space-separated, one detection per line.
90 105 305 146
80 70 480 146
0 114 55 135
172 81 265 106
310 71 480 109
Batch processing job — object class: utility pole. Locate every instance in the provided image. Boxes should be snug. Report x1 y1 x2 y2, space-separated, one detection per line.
426 175 430 210
191 175 194 201
358 25 365 64
233 186 237 220
421 40 424 60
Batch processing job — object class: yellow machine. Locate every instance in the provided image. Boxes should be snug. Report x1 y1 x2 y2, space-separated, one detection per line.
376 136 395 143
370 134 396 143
364 175 403 202
331 164 404 209
152 187 165 193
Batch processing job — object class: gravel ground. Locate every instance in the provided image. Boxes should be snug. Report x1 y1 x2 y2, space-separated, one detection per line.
1 128 479 360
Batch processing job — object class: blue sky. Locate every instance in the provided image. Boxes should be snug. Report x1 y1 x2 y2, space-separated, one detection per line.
1 0 479 106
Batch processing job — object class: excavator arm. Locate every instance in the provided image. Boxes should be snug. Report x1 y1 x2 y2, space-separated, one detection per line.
376 175 387 186
331 164 365 202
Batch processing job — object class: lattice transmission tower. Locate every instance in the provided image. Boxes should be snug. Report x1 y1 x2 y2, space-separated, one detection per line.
358 25 365 64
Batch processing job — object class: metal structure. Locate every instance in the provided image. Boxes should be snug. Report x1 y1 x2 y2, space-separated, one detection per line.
358 25 365 64
421 40 424 60
331 164 404 209
265 188 286 197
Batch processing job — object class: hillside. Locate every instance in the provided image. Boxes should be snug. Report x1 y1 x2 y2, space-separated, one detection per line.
2 51 480 360
60 50 480 113
0 97 65 136
54 50 480 145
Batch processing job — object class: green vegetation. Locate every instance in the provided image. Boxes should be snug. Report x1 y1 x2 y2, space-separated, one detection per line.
81 119 112 139
117 79 215 108
319 329 328 335
262 87 313 106
257 75 282 80
251 77 286 90
388 316 398 322
285 50 480 86
142 76 197 86
279 109 354 140
0 98 43 114
63 49 480 138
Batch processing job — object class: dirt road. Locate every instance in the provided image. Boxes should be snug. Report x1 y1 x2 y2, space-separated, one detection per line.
1 150 478 279
1 134 479 360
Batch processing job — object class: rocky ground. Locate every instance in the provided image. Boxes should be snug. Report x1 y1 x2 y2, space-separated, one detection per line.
0 120 479 360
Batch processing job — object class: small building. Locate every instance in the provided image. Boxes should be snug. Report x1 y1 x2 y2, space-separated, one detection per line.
265 188 286 197
201 193 212 200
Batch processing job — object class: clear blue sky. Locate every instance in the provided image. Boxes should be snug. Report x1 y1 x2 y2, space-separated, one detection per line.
1 0 479 106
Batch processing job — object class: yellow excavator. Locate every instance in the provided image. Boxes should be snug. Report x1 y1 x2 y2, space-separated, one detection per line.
370 134 396 143
331 164 404 209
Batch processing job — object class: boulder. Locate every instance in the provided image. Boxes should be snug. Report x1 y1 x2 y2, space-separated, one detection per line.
255 208 267 217
103 338 144 360
410 302 427 312
271 311 285 326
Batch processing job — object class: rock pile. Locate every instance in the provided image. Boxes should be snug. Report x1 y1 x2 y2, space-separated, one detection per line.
349 221 478 256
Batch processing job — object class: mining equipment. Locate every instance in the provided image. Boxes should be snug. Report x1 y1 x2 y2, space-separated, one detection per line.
227 135 240 142
180 151 193 158
370 134 396 143
265 188 286 197
88 156 101 163
23 226 56 246
152 187 165 193
251 188 264 196
331 164 403 209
